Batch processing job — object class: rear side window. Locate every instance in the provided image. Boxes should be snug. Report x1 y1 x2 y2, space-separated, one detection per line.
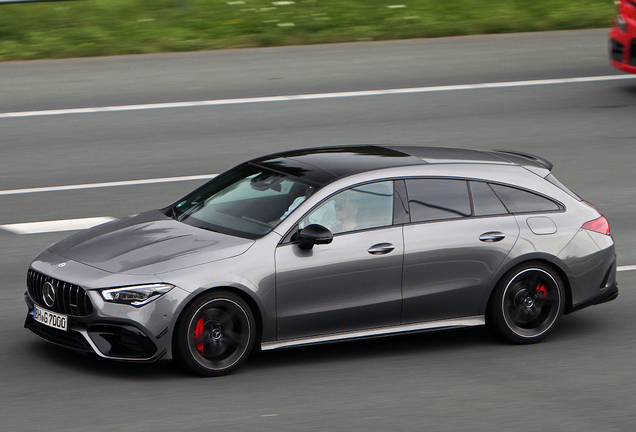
406 179 471 223
489 184 560 214
469 181 508 216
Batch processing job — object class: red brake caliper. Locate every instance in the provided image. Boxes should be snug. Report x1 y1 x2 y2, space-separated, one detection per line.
536 283 548 302
193 316 205 355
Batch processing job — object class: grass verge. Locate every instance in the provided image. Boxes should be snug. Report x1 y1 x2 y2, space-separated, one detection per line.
0 0 614 61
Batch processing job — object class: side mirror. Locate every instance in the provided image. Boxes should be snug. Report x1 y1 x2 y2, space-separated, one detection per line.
297 224 333 250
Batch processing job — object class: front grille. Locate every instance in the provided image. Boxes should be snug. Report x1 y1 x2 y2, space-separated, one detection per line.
27 269 94 316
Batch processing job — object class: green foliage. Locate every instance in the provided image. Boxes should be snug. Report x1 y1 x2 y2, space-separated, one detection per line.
0 0 615 60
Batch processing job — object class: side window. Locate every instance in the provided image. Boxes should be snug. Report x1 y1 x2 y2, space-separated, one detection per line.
406 179 471 223
469 181 508 216
299 181 394 234
489 184 560 213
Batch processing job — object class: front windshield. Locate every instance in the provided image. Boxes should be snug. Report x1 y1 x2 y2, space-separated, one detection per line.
172 164 315 239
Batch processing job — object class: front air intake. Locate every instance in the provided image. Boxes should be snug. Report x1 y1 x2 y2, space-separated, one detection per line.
611 39 625 63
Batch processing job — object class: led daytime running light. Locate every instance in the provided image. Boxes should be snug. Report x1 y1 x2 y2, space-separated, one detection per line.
101 284 174 307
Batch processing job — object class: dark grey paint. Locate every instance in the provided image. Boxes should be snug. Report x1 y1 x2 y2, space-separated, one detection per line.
49 211 254 275
402 216 520 323
275 226 404 339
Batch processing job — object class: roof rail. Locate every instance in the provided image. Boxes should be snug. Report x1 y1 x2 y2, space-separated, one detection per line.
492 150 553 171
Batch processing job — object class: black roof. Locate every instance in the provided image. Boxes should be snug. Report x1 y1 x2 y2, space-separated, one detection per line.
249 145 550 186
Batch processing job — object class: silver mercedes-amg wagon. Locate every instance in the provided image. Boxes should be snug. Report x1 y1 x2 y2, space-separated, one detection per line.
24 146 618 376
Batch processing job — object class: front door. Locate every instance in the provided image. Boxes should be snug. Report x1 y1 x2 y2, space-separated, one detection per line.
275 181 403 340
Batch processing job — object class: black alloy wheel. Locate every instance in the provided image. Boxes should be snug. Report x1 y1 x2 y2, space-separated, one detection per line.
175 291 255 376
488 262 565 344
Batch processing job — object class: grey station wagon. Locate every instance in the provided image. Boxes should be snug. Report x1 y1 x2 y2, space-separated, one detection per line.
24 146 618 376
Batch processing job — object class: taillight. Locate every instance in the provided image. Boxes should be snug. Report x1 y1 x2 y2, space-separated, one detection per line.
582 216 611 236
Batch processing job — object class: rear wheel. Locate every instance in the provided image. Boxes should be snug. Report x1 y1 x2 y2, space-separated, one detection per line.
174 291 255 376
488 263 565 344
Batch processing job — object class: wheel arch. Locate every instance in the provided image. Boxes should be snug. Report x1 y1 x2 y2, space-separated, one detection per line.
172 285 264 351
484 257 570 343
484 256 573 318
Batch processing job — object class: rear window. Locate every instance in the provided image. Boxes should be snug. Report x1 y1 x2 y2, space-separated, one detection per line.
489 184 560 214
406 179 471 223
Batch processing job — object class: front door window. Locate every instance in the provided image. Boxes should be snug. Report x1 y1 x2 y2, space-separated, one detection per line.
299 181 394 234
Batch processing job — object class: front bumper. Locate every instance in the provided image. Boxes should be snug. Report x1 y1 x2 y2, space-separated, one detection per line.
24 285 189 362
610 14 636 74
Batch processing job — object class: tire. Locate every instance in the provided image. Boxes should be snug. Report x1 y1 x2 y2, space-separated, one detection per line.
487 262 565 344
174 291 255 376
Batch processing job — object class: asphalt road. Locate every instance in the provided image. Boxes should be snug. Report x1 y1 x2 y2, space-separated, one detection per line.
1 28 635 431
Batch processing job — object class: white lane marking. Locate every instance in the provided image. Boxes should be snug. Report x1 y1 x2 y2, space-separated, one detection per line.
1 75 635 119
0 174 218 196
617 265 636 272
0 217 115 235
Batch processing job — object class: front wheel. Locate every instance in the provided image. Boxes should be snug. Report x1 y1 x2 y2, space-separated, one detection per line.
174 291 255 376
487 263 565 344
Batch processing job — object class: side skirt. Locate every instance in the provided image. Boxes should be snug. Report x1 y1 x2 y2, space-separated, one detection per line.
261 315 485 351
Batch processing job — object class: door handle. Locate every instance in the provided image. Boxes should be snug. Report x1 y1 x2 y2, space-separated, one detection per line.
479 232 506 242
368 243 395 255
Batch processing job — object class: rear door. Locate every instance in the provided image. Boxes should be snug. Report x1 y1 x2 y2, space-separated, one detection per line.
401 179 519 323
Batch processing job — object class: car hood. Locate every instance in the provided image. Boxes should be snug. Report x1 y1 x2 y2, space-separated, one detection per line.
49 210 254 275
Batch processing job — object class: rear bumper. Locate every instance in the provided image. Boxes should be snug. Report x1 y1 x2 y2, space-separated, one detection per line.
568 280 619 314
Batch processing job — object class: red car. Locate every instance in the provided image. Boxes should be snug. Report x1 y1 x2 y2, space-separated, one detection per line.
610 0 636 73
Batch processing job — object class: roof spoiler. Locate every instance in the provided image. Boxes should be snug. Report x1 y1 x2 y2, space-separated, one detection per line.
492 150 553 171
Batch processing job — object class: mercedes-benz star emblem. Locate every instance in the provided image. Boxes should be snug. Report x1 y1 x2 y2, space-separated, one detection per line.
43 282 56 308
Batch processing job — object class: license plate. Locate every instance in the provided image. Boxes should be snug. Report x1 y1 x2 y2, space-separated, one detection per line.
33 305 68 331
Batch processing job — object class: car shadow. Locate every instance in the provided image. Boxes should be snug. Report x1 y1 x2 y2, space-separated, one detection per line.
25 341 189 379
25 312 608 379
246 326 499 372
551 310 615 340
26 326 498 379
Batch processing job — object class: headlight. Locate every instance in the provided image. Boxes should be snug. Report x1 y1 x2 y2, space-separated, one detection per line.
618 15 628 32
100 284 174 307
